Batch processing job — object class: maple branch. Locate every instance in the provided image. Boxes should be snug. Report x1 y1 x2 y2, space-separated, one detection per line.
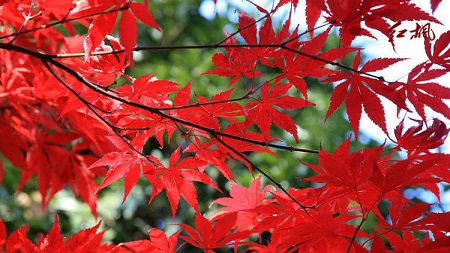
1 41 324 217
156 91 252 111
49 42 389 83
284 21 336 45
1 42 321 212
348 190 385 252
279 45 384 81
0 43 320 155
347 217 366 253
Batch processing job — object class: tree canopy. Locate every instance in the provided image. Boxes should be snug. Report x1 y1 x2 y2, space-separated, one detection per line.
0 0 450 252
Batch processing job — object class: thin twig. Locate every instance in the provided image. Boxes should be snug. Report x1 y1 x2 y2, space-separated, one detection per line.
347 217 366 253
0 6 129 40
49 43 391 83
212 131 314 214
42 61 157 165
9 0 41 44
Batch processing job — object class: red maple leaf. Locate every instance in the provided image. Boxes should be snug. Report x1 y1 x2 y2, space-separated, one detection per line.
321 0 441 48
178 212 250 252
177 88 245 130
430 0 444 13
184 136 235 180
144 147 220 218
391 62 450 121
114 228 180 253
274 27 349 100
204 52 265 86
89 151 162 203
203 12 269 86
119 74 179 107
1 217 114 253
245 83 313 142
80 1 160 66
211 177 275 231
425 30 450 69
82 35 128 77
324 52 407 136
392 118 449 155
13 126 101 216
305 138 381 190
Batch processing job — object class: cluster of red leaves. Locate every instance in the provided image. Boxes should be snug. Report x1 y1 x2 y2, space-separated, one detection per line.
1 0 450 252
0 217 114 252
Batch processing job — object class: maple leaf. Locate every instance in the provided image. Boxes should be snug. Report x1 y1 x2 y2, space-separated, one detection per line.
34 216 65 252
391 62 450 121
203 13 269 86
1 216 113 253
3 225 35 253
178 212 250 252
234 13 287 69
146 228 180 253
368 152 448 201
82 35 128 76
305 138 387 209
84 12 118 59
324 52 407 136
79 1 161 66
274 27 346 100
430 0 444 13
89 151 162 203
118 74 179 107
250 196 305 234
64 221 115 252
218 122 279 159
183 136 235 180
320 0 442 48
115 228 180 253
253 195 363 252
377 200 432 235
204 52 265 86
211 177 275 231
392 118 449 154
177 88 245 130
245 83 313 142
425 30 450 69
144 147 220 218
11 126 101 216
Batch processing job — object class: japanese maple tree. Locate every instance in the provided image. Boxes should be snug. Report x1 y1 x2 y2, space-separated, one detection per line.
1 0 450 252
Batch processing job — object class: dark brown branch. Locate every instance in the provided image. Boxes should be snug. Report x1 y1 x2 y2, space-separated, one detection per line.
156 91 252 111
49 43 390 83
347 218 366 253
0 43 319 155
